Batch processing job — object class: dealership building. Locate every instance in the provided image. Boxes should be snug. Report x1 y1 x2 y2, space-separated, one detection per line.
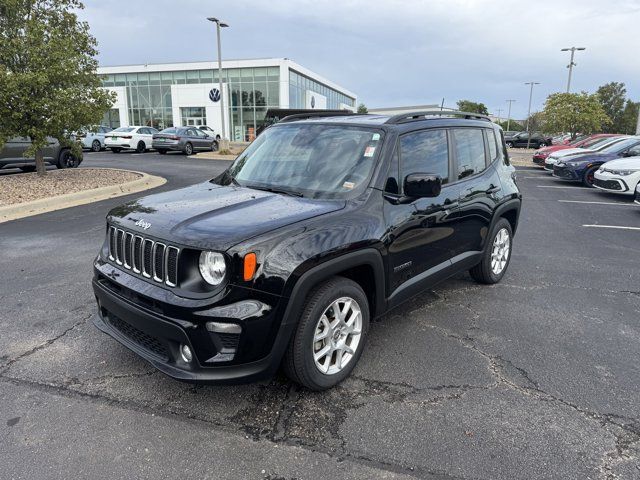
97 58 357 142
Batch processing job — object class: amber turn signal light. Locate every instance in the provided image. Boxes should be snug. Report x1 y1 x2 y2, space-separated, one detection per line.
243 253 257 281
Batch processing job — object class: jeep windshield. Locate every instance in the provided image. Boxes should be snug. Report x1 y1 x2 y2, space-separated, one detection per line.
219 123 384 199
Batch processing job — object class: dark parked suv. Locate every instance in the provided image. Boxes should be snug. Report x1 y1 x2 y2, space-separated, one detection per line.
504 131 552 149
92 111 522 390
0 137 82 171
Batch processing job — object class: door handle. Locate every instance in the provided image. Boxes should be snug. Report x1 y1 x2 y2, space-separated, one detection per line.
486 184 501 194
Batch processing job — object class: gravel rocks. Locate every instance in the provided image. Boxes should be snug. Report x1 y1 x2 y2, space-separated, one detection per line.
0 168 142 206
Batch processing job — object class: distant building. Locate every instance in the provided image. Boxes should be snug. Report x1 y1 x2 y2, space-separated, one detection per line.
98 58 357 141
368 104 456 116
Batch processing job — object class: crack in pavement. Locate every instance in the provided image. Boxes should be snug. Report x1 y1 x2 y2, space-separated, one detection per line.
0 313 90 373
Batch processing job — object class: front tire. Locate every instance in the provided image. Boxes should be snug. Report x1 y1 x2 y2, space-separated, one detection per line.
506 141 514 148
469 218 513 284
582 166 598 187
19 166 36 172
283 277 370 390
56 149 79 169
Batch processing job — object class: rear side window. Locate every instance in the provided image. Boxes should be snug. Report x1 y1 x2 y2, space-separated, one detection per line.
452 128 486 180
399 129 449 186
486 129 498 162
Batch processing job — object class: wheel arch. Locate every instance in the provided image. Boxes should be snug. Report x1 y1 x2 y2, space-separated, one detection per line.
491 199 521 236
281 249 386 328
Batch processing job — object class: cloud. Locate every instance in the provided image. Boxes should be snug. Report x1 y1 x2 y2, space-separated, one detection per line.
81 0 640 118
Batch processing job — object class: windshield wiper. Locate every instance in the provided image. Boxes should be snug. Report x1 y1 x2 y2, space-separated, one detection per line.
248 185 304 197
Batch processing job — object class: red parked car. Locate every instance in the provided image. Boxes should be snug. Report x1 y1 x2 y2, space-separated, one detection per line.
532 134 623 166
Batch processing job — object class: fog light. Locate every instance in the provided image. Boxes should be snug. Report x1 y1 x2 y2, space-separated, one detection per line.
180 344 193 363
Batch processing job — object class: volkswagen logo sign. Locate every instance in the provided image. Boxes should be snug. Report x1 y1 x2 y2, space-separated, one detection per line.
311 96 316 108
209 88 221 103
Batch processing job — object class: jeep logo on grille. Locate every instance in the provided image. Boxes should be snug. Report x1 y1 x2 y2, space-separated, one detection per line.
135 219 151 230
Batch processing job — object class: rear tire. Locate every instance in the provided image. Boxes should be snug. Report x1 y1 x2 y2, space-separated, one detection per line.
111 148 121 154
283 276 370 391
19 165 36 172
506 142 514 148
183 142 193 155
470 218 513 285
136 141 145 153
157 149 167 155
91 140 101 152
582 165 598 187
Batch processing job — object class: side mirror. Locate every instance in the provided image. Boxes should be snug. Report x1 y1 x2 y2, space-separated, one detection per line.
404 173 442 198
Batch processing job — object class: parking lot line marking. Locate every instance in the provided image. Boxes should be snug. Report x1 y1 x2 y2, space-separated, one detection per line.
537 185 590 189
583 225 640 231
559 200 635 206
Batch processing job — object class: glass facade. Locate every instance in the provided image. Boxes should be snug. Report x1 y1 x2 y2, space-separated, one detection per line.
289 70 355 110
100 65 356 141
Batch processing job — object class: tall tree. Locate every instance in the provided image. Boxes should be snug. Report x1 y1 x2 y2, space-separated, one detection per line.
596 82 627 132
497 120 524 132
542 92 610 139
618 100 639 135
456 100 489 115
356 103 368 114
0 0 114 175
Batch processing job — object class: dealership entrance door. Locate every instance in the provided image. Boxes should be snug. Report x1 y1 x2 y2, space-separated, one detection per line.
180 107 206 127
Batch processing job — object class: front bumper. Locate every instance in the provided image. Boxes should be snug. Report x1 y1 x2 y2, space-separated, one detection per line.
593 172 631 194
553 164 580 181
92 263 294 384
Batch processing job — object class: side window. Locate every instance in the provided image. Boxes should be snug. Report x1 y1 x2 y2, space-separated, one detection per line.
486 129 498 163
399 129 449 188
452 128 486 180
384 145 400 194
139 128 149 135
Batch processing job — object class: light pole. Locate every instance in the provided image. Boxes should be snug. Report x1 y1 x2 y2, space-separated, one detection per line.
561 47 585 93
207 17 229 147
506 99 516 132
524 82 540 149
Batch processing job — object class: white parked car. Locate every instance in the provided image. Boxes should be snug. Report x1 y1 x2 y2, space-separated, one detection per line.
104 126 159 153
544 136 631 171
593 157 640 196
75 126 113 152
198 125 220 139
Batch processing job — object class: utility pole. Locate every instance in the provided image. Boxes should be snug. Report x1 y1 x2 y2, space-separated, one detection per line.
524 82 540 149
495 108 503 124
207 17 229 148
561 47 585 93
506 99 516 132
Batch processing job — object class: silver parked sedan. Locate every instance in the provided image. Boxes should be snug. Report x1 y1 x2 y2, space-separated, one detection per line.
152 127 218 155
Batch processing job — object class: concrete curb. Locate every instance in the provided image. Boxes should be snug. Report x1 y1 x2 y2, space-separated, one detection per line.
193 152 238 161
0 169 166 224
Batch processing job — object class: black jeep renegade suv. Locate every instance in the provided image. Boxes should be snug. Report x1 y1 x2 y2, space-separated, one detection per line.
92 111 521 390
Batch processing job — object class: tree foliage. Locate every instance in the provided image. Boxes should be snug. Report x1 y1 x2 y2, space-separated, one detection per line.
496 120 524 132
542 92 610 139
0 0 114 175
618 100 639 135
356 103 368 114
456 100 489 115
596 82 627 133
525 112 546 133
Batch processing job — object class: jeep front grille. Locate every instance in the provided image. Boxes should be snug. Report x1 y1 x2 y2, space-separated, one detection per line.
108 226 179 287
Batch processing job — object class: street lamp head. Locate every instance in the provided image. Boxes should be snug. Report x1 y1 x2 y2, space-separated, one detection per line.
207 17 229 27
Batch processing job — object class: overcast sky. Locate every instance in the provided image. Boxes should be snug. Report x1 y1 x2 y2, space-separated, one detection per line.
81 0 640 119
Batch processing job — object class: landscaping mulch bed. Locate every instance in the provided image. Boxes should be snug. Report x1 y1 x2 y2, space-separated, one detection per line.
0 168 142 207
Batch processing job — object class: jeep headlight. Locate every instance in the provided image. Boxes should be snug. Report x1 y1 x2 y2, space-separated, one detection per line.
199 251 226 285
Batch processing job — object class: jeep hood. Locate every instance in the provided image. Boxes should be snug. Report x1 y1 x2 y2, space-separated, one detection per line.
107 181 346 251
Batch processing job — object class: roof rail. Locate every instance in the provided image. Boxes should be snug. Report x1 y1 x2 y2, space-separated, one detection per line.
279 111 361 123
384 110 491 125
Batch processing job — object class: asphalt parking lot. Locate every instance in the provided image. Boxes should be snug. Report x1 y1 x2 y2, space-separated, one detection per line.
1 152 639 479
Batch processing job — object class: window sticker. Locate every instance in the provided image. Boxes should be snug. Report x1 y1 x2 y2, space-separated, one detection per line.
364 146 376 157
343 181 355 189
372 133 381 141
